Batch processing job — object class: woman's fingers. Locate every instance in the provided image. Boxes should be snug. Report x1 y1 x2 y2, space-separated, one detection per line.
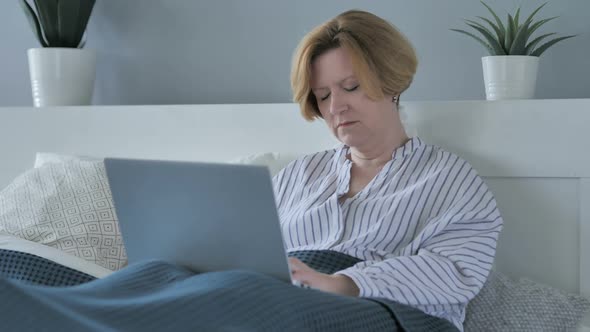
288 257 315 285
288 257 309 273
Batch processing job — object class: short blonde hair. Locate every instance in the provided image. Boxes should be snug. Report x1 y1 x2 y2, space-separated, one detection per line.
291 10 418 121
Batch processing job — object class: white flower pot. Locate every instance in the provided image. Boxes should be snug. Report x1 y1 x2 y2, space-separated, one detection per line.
481 55 539 101
27 48 97 107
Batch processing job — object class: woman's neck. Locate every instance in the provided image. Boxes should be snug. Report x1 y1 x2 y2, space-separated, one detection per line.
348 132 409 169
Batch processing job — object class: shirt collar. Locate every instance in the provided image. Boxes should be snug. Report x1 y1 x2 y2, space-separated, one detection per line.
337 136 423 165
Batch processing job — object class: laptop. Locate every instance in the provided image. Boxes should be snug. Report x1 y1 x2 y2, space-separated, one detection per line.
104 158 293 283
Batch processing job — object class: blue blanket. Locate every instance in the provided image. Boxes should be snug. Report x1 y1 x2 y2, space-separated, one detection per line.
0 249 458 332
0 249 95 286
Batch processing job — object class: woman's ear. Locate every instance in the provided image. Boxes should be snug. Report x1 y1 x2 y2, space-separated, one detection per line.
392 95 400 106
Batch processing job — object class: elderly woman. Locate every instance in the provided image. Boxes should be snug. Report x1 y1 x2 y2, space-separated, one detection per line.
0 9 501 332
279 9 503 331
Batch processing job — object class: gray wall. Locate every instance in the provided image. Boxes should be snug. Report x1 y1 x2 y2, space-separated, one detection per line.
1 0 588 106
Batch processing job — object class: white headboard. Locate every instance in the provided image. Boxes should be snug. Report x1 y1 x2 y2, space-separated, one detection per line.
1 100 589 305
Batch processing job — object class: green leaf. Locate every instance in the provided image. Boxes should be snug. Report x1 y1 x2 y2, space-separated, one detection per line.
466 22 507 55
465 19 497 40
456 1 575 58
33 0 60 46
505 14 514 51
513 7 521 29
521 2 547 27
509 20 531 55
524 33 555 55
451 29 495 55
509 13 519 41
57 0 96 48
477 16 505 46
527 17 557 37
480 1 506 36
19 0 48 47
530 35 576 56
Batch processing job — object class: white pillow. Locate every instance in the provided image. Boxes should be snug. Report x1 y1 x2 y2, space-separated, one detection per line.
36 152 300 177
35 152 102 168
0 159 126 271
230 152 299 177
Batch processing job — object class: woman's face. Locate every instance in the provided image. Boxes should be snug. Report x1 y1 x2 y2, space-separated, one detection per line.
310 47 398 150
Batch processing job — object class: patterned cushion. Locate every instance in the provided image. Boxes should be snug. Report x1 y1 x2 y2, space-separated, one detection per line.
464 270 590 331
34 152 102 168
0 160 126 271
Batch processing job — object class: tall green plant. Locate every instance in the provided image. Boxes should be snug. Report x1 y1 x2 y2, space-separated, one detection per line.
20 0 96 48
451 1 575 56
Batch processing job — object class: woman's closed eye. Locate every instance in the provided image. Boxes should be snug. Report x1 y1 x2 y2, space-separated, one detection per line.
319 85 359 101
344 85 359 92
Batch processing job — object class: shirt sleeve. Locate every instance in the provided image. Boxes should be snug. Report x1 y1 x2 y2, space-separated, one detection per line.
271 158 299 209
335 174 503 306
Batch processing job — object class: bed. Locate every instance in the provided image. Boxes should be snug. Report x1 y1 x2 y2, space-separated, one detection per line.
0 99 589 331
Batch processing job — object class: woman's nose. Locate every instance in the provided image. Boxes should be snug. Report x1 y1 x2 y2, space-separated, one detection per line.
329 92 348 115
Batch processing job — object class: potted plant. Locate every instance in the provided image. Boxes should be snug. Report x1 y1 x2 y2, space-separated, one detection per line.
20 0 97 107
452 1 575 100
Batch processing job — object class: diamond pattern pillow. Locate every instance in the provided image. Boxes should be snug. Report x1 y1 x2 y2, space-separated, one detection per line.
0 160 126 271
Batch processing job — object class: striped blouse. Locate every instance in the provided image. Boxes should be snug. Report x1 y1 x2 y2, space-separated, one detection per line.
272 137 503 330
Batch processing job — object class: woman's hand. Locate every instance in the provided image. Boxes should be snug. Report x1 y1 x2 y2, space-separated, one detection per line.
288 257 360 297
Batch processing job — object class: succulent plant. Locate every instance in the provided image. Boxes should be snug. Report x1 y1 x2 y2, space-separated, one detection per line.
451 1 576 56
20 0 96 48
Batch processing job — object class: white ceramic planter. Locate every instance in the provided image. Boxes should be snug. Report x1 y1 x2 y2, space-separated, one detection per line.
482 55 539 101
27 48 97 107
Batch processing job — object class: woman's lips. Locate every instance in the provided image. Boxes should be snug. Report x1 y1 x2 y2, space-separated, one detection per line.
337 121 357 128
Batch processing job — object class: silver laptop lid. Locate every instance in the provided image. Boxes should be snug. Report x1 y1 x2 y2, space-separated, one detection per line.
104 158 292 282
